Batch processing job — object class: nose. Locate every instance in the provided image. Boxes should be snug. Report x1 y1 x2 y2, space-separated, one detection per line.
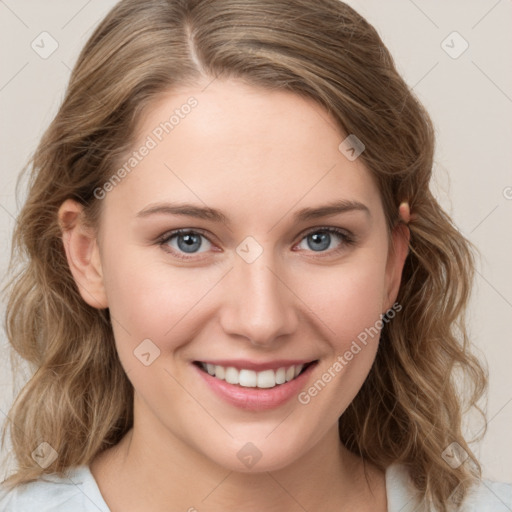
219 251 299 347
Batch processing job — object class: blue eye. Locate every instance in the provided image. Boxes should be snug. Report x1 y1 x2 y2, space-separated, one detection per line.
296 228 354 253
158 226 355 260
159 229 212 258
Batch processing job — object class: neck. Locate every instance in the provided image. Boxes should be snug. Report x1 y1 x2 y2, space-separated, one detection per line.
91 397 386 511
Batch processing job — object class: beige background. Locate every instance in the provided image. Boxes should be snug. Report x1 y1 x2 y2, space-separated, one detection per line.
1 0 511 483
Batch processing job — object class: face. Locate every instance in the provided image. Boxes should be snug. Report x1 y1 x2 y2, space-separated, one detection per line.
62 78 408 473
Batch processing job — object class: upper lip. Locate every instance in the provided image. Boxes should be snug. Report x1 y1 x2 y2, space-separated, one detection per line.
194 359 317 372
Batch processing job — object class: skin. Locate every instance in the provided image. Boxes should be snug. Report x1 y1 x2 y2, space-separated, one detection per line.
59 78 410 512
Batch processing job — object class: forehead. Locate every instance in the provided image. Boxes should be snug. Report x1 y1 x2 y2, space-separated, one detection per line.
104 78 382 225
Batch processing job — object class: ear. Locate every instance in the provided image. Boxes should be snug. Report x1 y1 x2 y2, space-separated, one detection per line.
382 222 410 312
58 199 108 309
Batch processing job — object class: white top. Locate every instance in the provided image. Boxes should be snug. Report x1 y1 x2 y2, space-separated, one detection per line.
0 462 511 511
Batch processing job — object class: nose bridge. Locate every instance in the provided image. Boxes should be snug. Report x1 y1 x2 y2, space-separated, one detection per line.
219 245 297 345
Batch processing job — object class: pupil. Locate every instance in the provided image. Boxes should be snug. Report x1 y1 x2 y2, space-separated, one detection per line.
308 232 330 251
178 233 201 253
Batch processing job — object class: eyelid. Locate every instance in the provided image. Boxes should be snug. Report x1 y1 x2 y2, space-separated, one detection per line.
157 227 211 242
297 225 354 241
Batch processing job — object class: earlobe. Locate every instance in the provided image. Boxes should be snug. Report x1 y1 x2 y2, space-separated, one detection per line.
383 221 410 312
58 199 108 309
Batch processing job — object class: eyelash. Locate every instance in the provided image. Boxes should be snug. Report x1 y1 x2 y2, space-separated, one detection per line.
157 226 356 261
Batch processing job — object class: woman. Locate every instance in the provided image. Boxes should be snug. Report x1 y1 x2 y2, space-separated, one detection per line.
1 0 510 510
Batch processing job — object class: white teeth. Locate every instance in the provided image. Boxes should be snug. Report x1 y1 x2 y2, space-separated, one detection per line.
257 370 276 389
225 367 239 385
275 367 286 385
215 365 225 380
200 362 307 389
239 369 257 387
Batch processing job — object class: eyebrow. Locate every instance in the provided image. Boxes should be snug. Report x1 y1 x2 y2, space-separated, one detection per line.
136 199 371 224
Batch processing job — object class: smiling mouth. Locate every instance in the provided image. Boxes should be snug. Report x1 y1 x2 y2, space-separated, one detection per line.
194 361 317 389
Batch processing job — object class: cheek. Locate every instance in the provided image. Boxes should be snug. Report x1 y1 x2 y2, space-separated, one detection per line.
291 258 389 421
101 244 220 357
295 254 388 351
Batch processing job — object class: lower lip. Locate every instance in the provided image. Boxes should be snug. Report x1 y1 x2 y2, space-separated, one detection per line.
194 363 317 411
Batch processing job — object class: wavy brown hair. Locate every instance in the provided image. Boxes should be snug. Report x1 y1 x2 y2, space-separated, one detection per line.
1 0 488 509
